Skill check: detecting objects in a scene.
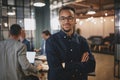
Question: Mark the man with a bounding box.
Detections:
[0,24,42,80]
[35,30,51,55]
[19,29,31,51]
[46,6,95,80]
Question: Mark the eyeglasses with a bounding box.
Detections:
[59,16,74,21]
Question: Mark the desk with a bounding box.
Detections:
[35,55,48,80]
[35,55,96,80]
[38,71,47,80]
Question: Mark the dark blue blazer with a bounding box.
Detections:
[46,30,95,80]
[22,39,31,51]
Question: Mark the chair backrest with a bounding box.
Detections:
[92,37,102,45]
[88,36,103,45]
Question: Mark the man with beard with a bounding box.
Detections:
[46,6,95,80]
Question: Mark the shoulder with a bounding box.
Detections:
[46,32,61,46]
[11,39,26,50]
[75,33,87,42]
[23,39,30,43]
[48,32,60,41]
[4,39,26,51]
[15,41,27,53]
[52,32,61,38]
[12,40,26,50]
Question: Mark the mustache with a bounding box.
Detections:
[64,23,71,25]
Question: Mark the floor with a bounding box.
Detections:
[36,52,119,80]
[88,53,115,80]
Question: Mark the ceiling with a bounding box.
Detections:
[2,0,114,19]
[61,0,114,19]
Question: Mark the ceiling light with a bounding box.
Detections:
[4,23,8,27]
[7,7,15,16]
[87,11,96,15]
[33,0,45,7]
[86,6,96,15]
[105,13,108,16]
[7,11,15,16]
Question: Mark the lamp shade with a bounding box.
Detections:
[33,0,45,7]
[86,5,96,15]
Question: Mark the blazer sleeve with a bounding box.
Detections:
[17,44,38,73]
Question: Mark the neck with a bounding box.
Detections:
[63,30,74,36]
[9,35,19,41]
[20,38,24,42]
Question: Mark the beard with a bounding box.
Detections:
[62,23,72,32]
[62,28,71,32]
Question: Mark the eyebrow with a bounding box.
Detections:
[59,16,74,17]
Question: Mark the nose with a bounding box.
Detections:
[64,18,69,22]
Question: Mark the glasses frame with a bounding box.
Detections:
[59,16,75,22]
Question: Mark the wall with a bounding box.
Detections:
[35,0,50,48]
[76,16,114,39]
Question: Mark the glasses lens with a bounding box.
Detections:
[59,16,74,21]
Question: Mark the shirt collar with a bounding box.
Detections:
[59,30,76,39]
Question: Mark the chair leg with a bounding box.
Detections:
[93,45,97,51]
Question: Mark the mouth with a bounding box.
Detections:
[62,24,71,32]
[63,23,71,27]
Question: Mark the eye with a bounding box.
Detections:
[59,17,65,20]
[59,16,74,21]
[68,17,74,20]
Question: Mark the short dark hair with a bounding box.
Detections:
[42,30,51,36]
[59,6,75,14]
[10,24,22,36]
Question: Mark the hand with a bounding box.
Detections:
[34,49,40,52]
[36,64,43,70]
[81,52,89,62]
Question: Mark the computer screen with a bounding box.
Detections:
[26,52,36,63]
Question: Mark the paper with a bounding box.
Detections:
[62,62,65,68]
[26,52,36,63]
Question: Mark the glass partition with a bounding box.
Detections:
[16,0,23,7]
[16,7,24,19]
[24,0,30,7]
[2,6,7,17]
[0,0,36,43]
[8,0,14,5]
[114,0,120,79]
[24,8,31,18]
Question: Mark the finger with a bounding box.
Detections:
[81,53,89,62]
[85,56,89,62]
[81,55,87,62]
[81,54,86,62]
